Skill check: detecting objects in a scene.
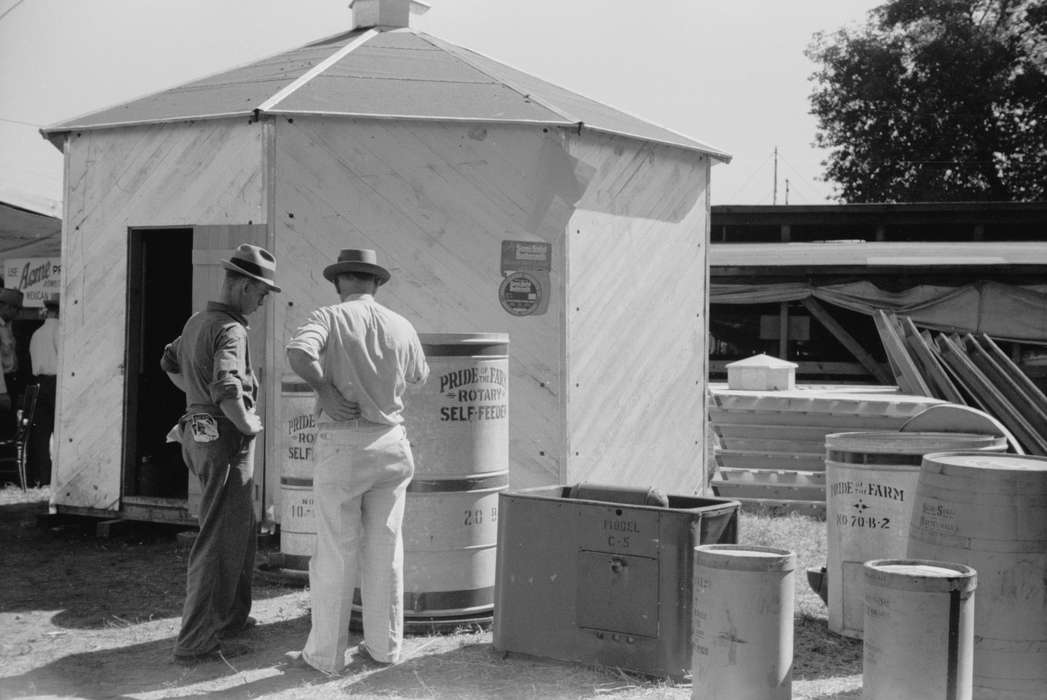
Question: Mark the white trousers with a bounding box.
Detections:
[302,421,414,673]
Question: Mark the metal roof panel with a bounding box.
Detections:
[277,75,565,122]
[44,27,729,161]
[422,34,731,160]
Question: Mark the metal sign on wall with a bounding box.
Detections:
[3,257,61,308]
[499,240,550,316]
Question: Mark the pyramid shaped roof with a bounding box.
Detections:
[42,28,729,161]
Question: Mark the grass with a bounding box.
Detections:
[0,484,862,699]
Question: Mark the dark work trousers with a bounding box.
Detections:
[28,376,55,485]
[174,418,256,657]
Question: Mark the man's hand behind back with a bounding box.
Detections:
[317,383,361,421]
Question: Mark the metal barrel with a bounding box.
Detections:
[824,431,1005,638]
[908,452,1047,698]
[395,332,510,627]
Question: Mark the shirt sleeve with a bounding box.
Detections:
[160,336,182,374]
[209,324,248,405]
[405,331,429,385]
[286,307,331,360]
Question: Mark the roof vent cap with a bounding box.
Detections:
[349,0,431,29]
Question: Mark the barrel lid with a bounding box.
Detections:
[695,544,796,572]
[419,332,509,345]
[923,451,1047,473]
[825,431,1004,454]
[864,558,977,592]
[873,563,966,578]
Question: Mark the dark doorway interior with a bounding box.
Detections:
[125,228,193,498]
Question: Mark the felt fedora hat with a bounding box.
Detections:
[322,249,391,286]
[221,244,281,292]
[0,288,24,306]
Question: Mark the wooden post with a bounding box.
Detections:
[802,298,890,384]
[778,303,789,360]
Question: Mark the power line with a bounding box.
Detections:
[722,151,775,204]
[0,0,26,23]
[0,116,40,127]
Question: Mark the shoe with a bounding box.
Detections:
[217,616,258,639]
[173,641,253,666]
[284,650,340,677]
[357,643,397,666]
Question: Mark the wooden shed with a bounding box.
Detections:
[41,0,729,525]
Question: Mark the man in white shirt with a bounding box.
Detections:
[29,295,59,485]
[286,248,428,675]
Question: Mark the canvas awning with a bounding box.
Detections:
[710,280,1047,345]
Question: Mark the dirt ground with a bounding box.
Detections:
[0,486,861,699]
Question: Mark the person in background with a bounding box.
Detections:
[0,287,24,425]
[28,294,59,485]
[161,244,280,665]
[286,248,428,675]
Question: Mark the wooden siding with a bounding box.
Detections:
[55,122,265,511]
[565,136,709,494]
[271,117,709,493]
[272,117,570,489]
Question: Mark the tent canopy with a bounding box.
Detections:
[711,280,1047,345]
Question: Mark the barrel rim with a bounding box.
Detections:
[864,558,977,592]
[694,544,796,571]
[418,332,509,344]
[921,450,1047,473]
[825,431,1006,455]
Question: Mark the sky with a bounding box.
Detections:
[0,0,882,210]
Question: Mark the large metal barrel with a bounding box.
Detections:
[824,431,1006,638]
[907,452,1047,699]
[397,332,509,627]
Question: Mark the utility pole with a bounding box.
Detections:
[772,146,779,205]
[785,178,790,205]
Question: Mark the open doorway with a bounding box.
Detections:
[124,228,193,499]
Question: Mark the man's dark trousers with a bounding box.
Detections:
[174,418,256,656]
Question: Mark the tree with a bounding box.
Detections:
[807,0,1047,203]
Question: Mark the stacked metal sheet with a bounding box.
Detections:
[708,385,943,513]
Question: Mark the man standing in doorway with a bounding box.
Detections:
[28,294,60,485]
[287,248,428,675]
[161,244,280,664]
[0,288,24,424]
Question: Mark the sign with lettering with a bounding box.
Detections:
[3,257,61,308]
[500,240,551,273]
[437,364,509,422]
[499,240,550,316]
[499,270,547,316]
[829,478,907,530]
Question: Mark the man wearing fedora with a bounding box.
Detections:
[287,248,428,674]
[0,287,24,424]
[28,294,60,485]
[161,244,280,664]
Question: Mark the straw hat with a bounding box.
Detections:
[322,249,391,286]
[221,244,281,292]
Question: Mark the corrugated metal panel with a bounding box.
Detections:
[44,27,729,161]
